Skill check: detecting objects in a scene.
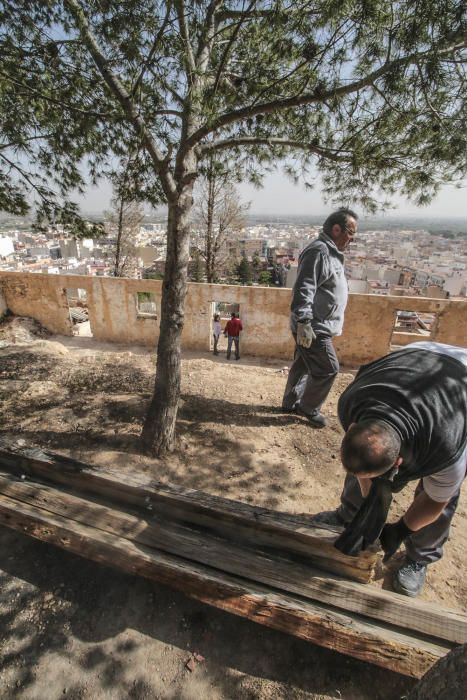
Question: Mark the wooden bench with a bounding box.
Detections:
[0,440,465,679]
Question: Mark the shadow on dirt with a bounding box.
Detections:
[0,376,328,513]
[0,344,419,698]
[0,526,416,700]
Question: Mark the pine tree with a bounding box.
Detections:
[1,2,466,453]
[251,253,263,281]
[258,270,273,286]
[237,255,253,285]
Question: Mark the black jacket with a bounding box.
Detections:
[338,346,467,492]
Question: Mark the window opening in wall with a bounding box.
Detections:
[390,309,436,348]
[210,301,240,352]
[65,288,93,337]
[136,292,158,318]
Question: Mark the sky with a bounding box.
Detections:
[78,170,466,220]
[237,173,467,219]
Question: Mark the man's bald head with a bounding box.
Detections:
[340,419,401,476]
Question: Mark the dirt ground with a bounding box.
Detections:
[0,316,465,699]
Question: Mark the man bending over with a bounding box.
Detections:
[313,341,467,597]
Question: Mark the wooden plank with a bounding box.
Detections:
[0,441,377,582]
[1,472,466,645]
[0,490,452,679]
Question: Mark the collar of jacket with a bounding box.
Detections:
[318,231,345,262]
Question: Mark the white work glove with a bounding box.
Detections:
[296,321,316,348]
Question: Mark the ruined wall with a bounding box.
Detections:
[334,294,466,364]
[182,282,292,358]
[86,276,162,346]
[0,273,75,335]
[0,272,465,365]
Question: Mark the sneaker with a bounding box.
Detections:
[393,558,428,597]
[296,407,327,428]
[310,509,345,528]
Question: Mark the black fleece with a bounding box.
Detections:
[338,347,467,492]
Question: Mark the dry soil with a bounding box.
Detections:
[0,316,465,700]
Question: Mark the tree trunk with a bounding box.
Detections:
[114,196,124,277]
[408,644,467,700]
[141,186,193,455]
[205,168,215,283]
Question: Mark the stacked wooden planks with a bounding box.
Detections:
[0,440,465,679]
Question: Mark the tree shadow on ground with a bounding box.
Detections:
[0,422,298,513]
[0,345,343,515]
[0,379,334,513]
[0,527,416,700]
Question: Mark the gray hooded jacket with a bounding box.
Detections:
[290,232,348,337]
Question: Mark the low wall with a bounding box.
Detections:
[0,272,465,366]
[334,293,467,363]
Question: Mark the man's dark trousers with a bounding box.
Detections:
[227,335,240,360]
[337,474,464,564]
[282,334,339,415]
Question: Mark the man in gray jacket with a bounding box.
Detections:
[282,208,358,428]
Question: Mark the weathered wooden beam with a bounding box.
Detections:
[0,440,376,582]
[0,490,452,679]
[1,472,466,645]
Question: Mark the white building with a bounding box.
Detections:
[0,237,15,258]
[348,279,369,293]
[444,273,467,297]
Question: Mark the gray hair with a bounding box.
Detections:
[323,208,358,236]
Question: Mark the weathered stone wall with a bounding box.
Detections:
[0,273,74,335]
[182,282,292,358]
[85,276,162,346]
[334,294,467,363]
[0,272,465,365]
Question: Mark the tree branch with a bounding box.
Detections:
[248,56,310,108]
[174,0,197,78]
[200,136,351,162]
[196,0,223,71]
[0,132,55,151]
[131,2,173,98]
[371,83,406,117]
[414,61,445,123]
[187,35,467,147]
[215,9,282,22]
[0,71,114,119]
[337,114,381,152]
[212,0,256,95]
[63,0,176,199]
[146,67,185,105]
[307,19,353,77]
[0,152,59,204]
[152,109,184,117]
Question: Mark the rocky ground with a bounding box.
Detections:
[0,316,465,699]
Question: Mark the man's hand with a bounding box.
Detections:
[380,518,414,563]
[296,322,316,348]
